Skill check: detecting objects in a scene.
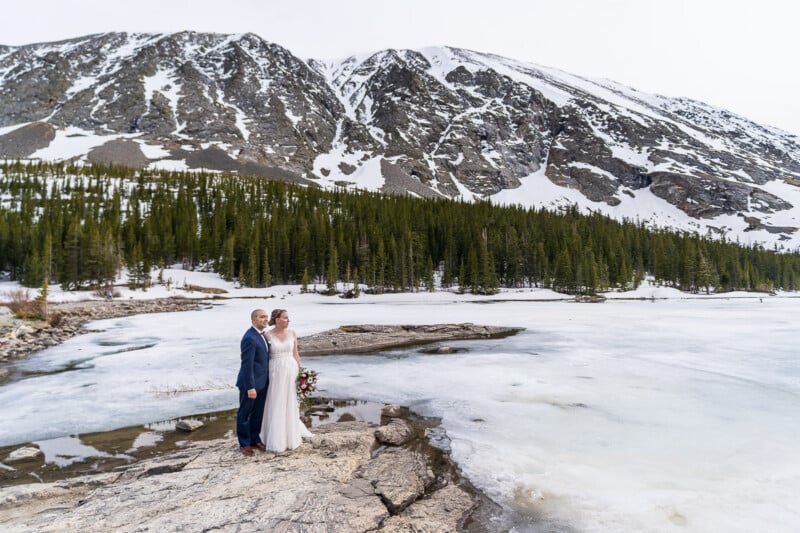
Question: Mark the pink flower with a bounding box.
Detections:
[296,366,319,404]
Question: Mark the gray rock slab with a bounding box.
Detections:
[0,421,474,532]
[381,484,476,532]
[299,323,521,356]
[359,447,435,514]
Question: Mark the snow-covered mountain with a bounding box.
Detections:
[2,32,800,249]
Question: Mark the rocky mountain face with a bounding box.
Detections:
[1,32,800,246]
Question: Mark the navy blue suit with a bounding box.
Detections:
[236,326,270,448]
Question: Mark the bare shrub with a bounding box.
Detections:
[4,289,48,319]
[5,289,31,313]
[5,289,44,318]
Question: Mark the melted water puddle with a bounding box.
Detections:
[0,398,382,487]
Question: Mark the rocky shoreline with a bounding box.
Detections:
[0,409,480,532]
[0,297,208,366]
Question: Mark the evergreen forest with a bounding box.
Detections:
[1,161,799,295]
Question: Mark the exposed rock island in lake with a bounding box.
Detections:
[299,323,522,355]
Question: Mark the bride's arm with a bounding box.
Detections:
[292,329,302,369]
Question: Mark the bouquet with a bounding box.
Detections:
[296,367,318,405]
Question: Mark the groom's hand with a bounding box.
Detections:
[247,388,257,399]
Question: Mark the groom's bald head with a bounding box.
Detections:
[251,309,268,328]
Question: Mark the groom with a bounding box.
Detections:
[236,309,270,455]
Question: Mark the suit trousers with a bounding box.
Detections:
[236,387,267,447]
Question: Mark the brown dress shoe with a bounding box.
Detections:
[240,446,254,456]
[253,443,267,451]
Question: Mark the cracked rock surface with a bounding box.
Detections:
[0,421,476,532]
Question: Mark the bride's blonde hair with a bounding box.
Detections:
[269,308,287,326]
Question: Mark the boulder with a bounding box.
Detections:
[175,419,204,432]
[5,447,43,463]
[381,404,405,417]
[375,418,415,446]
[359,447,435,514]
[12,325,35,339]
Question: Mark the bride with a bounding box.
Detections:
[260,308,313,452]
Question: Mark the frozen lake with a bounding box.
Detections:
[1,288,799,532]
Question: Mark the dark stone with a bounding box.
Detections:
[87,139,149,168]
[0,122,55,157]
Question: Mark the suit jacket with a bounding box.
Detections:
[236,326,270,391]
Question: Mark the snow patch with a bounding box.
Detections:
[29,128,140,161]
[313,154,384,190]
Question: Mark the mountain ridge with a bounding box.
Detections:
[1,31,799,249]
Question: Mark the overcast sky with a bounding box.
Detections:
[2,0,798,136]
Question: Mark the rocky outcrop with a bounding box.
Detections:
[0,421,477,532]
[324,51,554,197]
[648,171,792,218]
[0,32,342,179]
[298,323,522,356]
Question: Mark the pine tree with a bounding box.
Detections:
[423,256,435,292]
[35,278,49,321]
[696,249,719,294]
[21,246,45,287]
[261,241,272,287]
[246,240,259,287]
[474,228,499,295]
[553,248,574,293]
[60,216,83,290]
[221,235,236,281]
[127,243,148,290]
[325,240,338,295]
[352,267,361,297]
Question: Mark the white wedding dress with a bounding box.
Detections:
[260,331,313,452]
